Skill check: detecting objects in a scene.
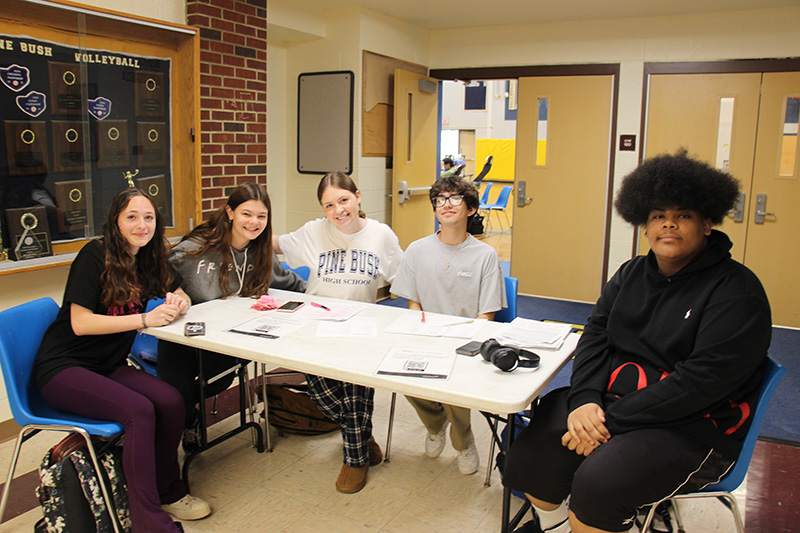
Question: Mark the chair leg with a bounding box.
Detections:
[717,493,745,533]
[385,392,397,462]
[484,419,498,487]
[0,427,29,523]
[640,501,660,532]
[80,429,123,533]
[211,394,218,415]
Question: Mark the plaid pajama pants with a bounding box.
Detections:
[305,374,374,466]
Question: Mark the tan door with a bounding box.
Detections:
[459,129,476,178]
[512,76,613,302]
[745,72,800,327]
[644,73,761,261]
[392,69,438,249]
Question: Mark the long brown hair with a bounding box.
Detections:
[179,183,273,297]
[101,188,173,308]
[317,171,366,218]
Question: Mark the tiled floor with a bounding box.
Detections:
[4,385,792,533]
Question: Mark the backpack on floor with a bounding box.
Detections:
[35,433,131,533]
[260,383,339,435]
[467,213,485,235]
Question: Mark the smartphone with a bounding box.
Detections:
[277,301,305,313]
[184,322,206,336]
[455,340,483,356]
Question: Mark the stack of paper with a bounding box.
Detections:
[375,347,455,379]
[383,313,486,339]
[496,317,572,349]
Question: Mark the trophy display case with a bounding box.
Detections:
[0,0,199,268]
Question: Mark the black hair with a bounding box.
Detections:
[614,149,740,226]
[430,175,480,212]
[442,157,454,167]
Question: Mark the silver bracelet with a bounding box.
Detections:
[141,312,147,328]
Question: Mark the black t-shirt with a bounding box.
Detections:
[34,239,181,389]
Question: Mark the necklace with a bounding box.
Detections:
[440,232,468,270]
[231,247,248,295]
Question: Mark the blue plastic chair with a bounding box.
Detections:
[478,183,494,208]
[640,356,787,533]
[281,260,310,282]
[482,185,513,231]
[494,276,518,324]
[0,298,123,532]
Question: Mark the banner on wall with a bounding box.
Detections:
[0,33,173,257]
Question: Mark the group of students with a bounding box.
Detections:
[32,150,772,533]
[32,170,503,531]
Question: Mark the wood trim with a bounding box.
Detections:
[0,419,20,444]
[430,63,620,81]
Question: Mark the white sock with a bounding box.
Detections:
[532,501,570,532]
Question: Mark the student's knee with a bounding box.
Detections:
[570,459,635,531]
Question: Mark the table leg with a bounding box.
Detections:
[261,363,272,452]
[500,412,516,533]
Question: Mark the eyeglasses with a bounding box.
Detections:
[432,195,465,208]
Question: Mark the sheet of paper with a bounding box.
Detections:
[228,315,307,339]
[496,317,572,349]
[316,317,377,337]
[376,347,456,379]
[383,312,487,339]
[296,302,363,321]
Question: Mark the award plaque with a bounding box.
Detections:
[5,206,53,261]
[135,122,167,167]
[54,179,89,233]
[97,120,130,169]
[48,61,82,115]
[4,120,48,175]
[51,121,86,173]
[137,174,167,214]
[135,71,165,118]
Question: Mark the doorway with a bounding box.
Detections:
[643,61,800,327]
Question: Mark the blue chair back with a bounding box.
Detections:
[0,298,122,436]
[491,185,513,209]
[131,298,164,370]
[708,356,786,493]
[479,183,494,206]
[494,276,518,323]
[281,261,310,282]
[0,298,59,424]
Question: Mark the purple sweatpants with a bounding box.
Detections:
[41,365,186,533]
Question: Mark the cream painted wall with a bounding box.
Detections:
[78,0,185,25]
[272,6,430,234]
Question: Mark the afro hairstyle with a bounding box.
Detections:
[614,148,740,226]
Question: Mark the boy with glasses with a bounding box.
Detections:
[391,175,506,474]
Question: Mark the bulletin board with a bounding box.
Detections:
[297,71,354,174]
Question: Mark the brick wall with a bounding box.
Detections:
[187,0,267,219]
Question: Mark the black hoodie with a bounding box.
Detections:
[568,230,771,459]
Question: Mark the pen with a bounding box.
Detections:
[310,301,331,311]
[443,319,474,326]
[421,311,426,323]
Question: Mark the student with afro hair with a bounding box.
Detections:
[504,149,772,533]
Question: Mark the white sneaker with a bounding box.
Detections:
[425,420,450,458]
[161,494,211,520]
[457,438,480,475]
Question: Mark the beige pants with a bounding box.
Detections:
[405,396,472,451]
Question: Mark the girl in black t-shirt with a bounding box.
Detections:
[35,188,211,533]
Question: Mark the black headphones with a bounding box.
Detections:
[480,338,541,372]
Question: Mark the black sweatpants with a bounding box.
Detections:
[157,340,238,428]
[503,388,734,532]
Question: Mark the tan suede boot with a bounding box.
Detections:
[368,436,383,466]
[335,463,369,493]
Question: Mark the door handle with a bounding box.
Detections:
[727,193,745,222]
[754,193,775,224]
[516,180,533,207]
